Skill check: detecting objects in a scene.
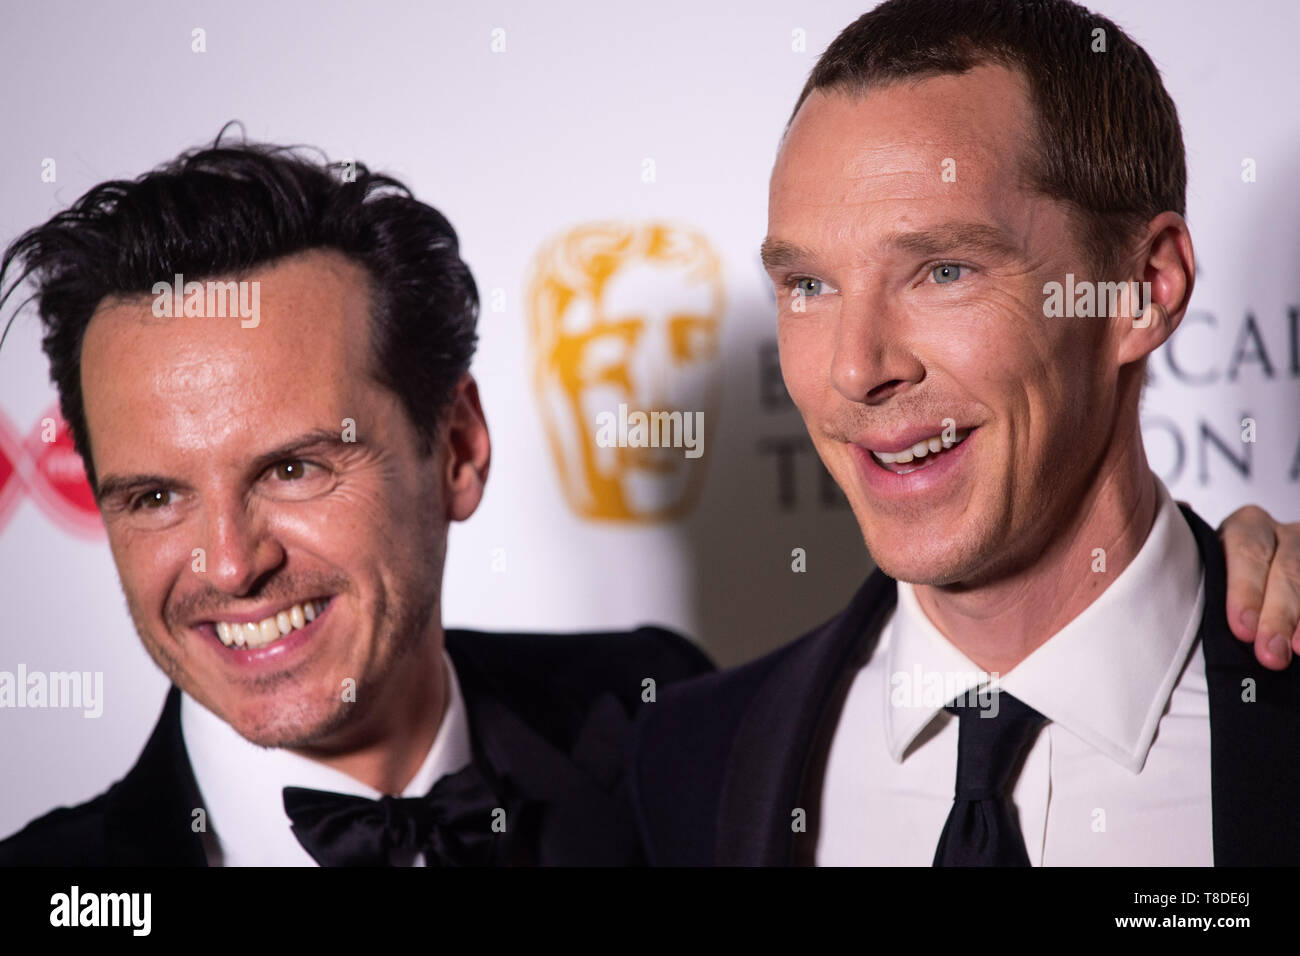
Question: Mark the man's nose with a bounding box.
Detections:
[829,289,925,404]
[198,496,285,594]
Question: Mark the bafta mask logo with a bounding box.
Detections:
[527,221,725,522]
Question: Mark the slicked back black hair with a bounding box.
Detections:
[0,127,479,493]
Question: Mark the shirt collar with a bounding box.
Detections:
[884,476,1204,773]
[181,648,472,865]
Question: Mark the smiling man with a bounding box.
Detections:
[0,139,709,866]
[630,0,1300,865]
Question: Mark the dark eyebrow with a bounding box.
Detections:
[95,473,180,505]
[883,222,1021,259]
[759,238,818,274]
[245,428,359,474]
[760,222,1021,276]
[95,427,358,503]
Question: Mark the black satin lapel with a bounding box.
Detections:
[467,692,605,802]
[449,646,643,865]
[541,692,644,865]
[1183,504,1300,865]
[568,691,634,792]
[716,572,897,866]
[104,686,208,866]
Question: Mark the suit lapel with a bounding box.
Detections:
[104,659,637,866]
[104,686,208,865]
[713,507,1299,868]
[104,647,640,866]
[716,572,897,865]
[446,638,643,865]
[1183,504,1300,865]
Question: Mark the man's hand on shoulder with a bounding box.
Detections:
[1218,505,1300,670]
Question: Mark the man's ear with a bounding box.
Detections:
[441,373,490,522]
[1116,211,1196,366]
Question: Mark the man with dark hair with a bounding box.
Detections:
[0,135,710,866]
[631,0,1300,865]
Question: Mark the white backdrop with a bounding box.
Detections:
[1,0,1297,836]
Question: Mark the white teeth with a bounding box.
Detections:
[871,428,970,465]
[209,599,330,650]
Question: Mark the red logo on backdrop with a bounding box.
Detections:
[0,406,101,537]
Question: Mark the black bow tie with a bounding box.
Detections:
[283,762,504,867]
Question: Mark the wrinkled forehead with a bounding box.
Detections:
[79,250,379,464]
[82,248,373,370]
[770,68,1040,233]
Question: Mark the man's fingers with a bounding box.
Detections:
[1218,505,1276,645]
[1255,524,1300,671]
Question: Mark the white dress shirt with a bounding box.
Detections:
[815,477,1212,865]
[181,649,473,866]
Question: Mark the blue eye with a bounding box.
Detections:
[793,277,827,296]
[931,263,964,284]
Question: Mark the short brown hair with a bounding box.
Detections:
[789,0,1187,280]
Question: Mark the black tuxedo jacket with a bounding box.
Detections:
[630,505,1300,865]
[0,625,712,866]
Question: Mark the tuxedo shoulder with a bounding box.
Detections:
[632,635,802,777]
[445,624,714,725]
[1,689,204,867]
[0,788,111,865]
[627,635,809,865]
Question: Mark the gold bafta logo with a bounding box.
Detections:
[527,221,725,522]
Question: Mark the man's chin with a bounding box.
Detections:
[863,529,989,588]
[217,695,352,750]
